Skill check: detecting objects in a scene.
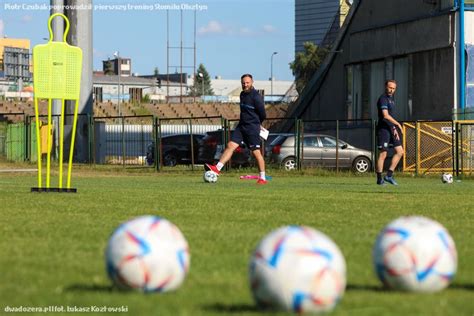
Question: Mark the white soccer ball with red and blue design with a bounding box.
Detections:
[441,173,454,184]
[106,215,190,292]
[373,216,457,292]
[249,226,346,314]
[203,170,218,183]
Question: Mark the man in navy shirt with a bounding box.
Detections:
[376,79,404,185]
[206,74,268,184]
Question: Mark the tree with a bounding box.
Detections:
[104,59,114,75]
[190,63,214,96]
[153,67,162,88]
[289,42,329,94]
[141,94,150,103]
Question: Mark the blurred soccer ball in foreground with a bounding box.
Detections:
[249,226,346,314]
[441,173,453,184]
[203,170,218,183]
[373,216,457,292]
[106,215,190,292]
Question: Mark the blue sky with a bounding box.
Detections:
[1,0,295,81]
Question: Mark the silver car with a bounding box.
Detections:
[268,134,372,173]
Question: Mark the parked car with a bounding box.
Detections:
[268,134,372,173]
[198,131,291,167]
[263,133,293,159]
[146,134,205,166]
[197,130,251,167]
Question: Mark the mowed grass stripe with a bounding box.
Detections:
[0,172,472,315]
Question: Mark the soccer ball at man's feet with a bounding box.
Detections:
[203,170,218,183]
[441,173,454,184]
[373,216,457,292]
[106,215,190,292]
[249,226,346,314]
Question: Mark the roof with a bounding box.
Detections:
[93,75,156,86]
[191,78,295,96]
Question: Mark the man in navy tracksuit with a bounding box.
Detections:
[206,74,268,184]
[376,79,404,185]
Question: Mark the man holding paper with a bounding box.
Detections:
[205,73,268,184]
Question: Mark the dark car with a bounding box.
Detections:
[243,133,293,164]
[197,130,251,167]
[146,133,204,166]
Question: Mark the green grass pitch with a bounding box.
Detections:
[0,169,472,315]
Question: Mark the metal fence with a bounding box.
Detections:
[300,119,374,172]
[2,113,474,176]
[154,116,224,170]
[0,113,27,161]
[402,121,454,174]
[93,115,154,166]
[225,117,297,171]
[454,120,474,176]
[24,113,92,163]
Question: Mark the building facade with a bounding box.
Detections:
[295,0,351,52]
[102,57,132,77]
[0,38,31,82]
[289,0,474,123]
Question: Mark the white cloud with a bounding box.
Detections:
[198,20,275,37]
[0,20,4,38]
[93,48,107,59]
[239,27,254,36]
[262,24,276,33]
[21,15,33,23]
[197,20,226,35]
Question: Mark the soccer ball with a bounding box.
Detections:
[106,215,190,292]
[203,170,218,183]
[441,173,453,184]
[373,216,457,292]
[249,226,346,314]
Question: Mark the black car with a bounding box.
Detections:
[146,134,205,166]
[245,133,293,164]
[197,130,251,167]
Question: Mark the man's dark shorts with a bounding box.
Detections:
[377,126,403,151]
[231,125,261,151]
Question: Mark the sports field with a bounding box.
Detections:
[0,167,472,315]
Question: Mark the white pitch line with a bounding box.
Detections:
[0,169,38,172]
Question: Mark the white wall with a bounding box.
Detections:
[465,12,474,45]
[465,12,474,108]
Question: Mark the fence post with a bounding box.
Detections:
[415,121,420,176]
[402,122,406,171]
[88,114,93,165]
[460,122,464,176]
[296,119,302,171]
[189,118,195,170]
[455,121,460,177]
[294,119,298,171]
[336,119,339,173]
[452,120,457,177]
[30,115,34,162]
[23,113,28,162]
[155,117,160,171]
[224,119,230,171]
[121,116,125,168]
[372,119,376,172]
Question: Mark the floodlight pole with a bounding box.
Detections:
[114,51,121,116]
[198,72,204,99]
[271,51,278,102]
